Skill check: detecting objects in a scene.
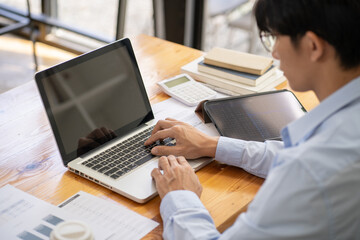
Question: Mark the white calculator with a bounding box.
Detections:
[157,73,217,106]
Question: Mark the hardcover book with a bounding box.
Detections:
[198,60,276,86]
[204,47,273,75]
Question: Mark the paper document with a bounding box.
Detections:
[0,185,158,240]
[152,95,228,137]
[0,185,115,240]
[58,191,159,240]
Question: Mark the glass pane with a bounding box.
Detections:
[124,0,153,38]
[50,0,154,49]
[0,0,41,15]
[52,28,107,49]
[55,0,118,40]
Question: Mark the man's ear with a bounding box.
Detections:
[304,31,326,62]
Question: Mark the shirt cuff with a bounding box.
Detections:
[160,190,206,224]
[215,136,247,167]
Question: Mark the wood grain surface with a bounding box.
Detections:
[0,34,319,239]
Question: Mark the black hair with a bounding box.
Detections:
[254,0,360,69]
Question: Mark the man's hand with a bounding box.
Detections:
[144,118,219,159]
[151,155,203,199]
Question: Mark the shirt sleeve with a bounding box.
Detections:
[160,190,221,240]
[160,159,328,240]
[215,137,284,178]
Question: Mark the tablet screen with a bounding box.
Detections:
[204,90,306,142]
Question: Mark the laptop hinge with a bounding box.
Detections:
[145,119,156,126]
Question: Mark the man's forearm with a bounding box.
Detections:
[215,137,284,178]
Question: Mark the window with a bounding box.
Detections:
[0,0,154,53]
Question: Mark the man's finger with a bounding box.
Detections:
[145,128,176,145]
[158,156,171,173]
[167,155,179,167]
[151,120,176,136]
[165,118,178,121]
[151,145,179,156]
[177,156,189,166]
[151,168,162,181]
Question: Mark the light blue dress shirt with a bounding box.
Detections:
[160,76,360,240]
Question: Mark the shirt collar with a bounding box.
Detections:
[282,75,360,147]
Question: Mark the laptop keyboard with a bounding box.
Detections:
[81,127,174,180]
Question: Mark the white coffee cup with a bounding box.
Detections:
[50,220,93,240]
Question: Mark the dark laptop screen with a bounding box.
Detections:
[35,39,153,165]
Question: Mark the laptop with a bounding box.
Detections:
[35,38,212,203]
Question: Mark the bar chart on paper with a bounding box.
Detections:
[0,185,158,240]
[0,185,108,240]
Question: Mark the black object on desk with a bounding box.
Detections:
[196,90,306,142]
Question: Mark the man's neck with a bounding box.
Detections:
[314,64,360,102]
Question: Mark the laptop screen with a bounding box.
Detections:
[35,39,154,165]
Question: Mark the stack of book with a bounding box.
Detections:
[181,47,286,95]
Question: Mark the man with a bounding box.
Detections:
[145,0,360,239]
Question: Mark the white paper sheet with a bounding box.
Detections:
[0,185,115,240]
[0,185,158,240]
[152,96,228,137]
[58,191,159,240]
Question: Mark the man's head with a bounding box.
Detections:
[254,0,360,69]
[254,0,360,97]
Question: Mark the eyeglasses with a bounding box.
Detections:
[259,31,277,52]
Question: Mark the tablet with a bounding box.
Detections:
[203,90,306,142]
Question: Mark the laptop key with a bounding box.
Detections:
[134,154,153,166]
[115,169,125,176]
[110,174,120,179]
[117,161,126,166]
[106,162,115,168]
[104,167,119,176]
[127,162,138,169]
[118,157,127,161]
[117,152,125,157]
[138,152,147,157]
[103,161,112,166]
[121,160,131,166]
[92,159,101,164]
[98,166,110,173]
[91,164,103,170]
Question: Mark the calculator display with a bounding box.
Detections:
[164,76,190,88]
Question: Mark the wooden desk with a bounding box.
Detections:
[0,34,319,238]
